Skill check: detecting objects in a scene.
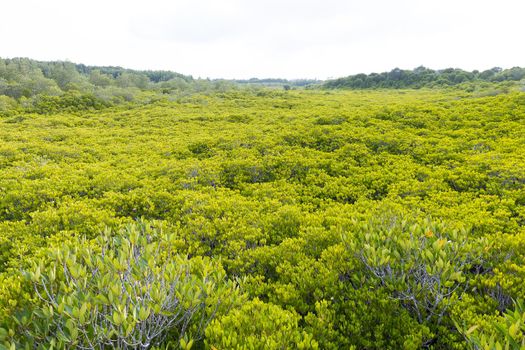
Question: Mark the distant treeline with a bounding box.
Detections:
[234,78,320,87]
[0,57,324,114]
[0,57,226,102]
[2,58,524,113]
[0,57,316,104]
[324,66,525,89]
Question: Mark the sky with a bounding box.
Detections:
[1,0,524,79]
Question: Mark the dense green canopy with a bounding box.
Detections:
[324,66,525,89]
[0,59,524,349]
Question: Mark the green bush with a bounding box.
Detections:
[30,92,112,114]
[343,215,485,346]
[0,220,240,349]
[205,298,318,349]
[461,300,525,349]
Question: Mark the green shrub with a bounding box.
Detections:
[1,220,240,349]
[461,300,525,350]
[205,298,318,349]
[343,215,485,346]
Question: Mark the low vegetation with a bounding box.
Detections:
[0,59,524,348]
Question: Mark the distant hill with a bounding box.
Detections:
[323,66,525,89]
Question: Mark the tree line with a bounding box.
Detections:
[323,66,525,89]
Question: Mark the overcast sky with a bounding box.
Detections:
[1,0,524,79]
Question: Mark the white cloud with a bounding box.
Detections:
[1,0,523,79]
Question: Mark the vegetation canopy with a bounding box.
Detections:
[0,58,524,349]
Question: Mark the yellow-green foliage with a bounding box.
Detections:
[459,300,525,350]
[205,298,318,350]
[1,220,240,349]
[0,88,524,348]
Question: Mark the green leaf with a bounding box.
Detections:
[112,312,122,326]
[466,325,479,336]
